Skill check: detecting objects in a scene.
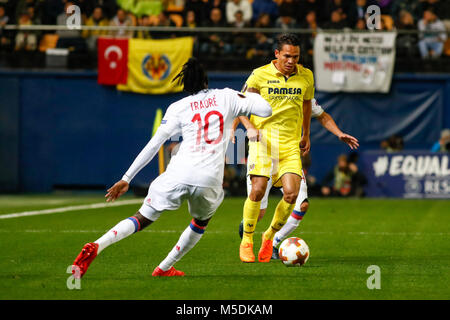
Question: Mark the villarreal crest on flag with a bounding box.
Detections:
[117,37,194,94]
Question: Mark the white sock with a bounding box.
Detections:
[158,220,205,271]
[273,212,303,247]
[95,217,140,254]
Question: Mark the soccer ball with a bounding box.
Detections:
[278,237,310,267]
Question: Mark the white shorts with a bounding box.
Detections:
[247,170,308,211]
[139,172,224,221]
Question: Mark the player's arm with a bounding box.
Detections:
[230,117,240,144]
[238,87,262,142]
[105,127,172,202]
[317,112,359,149]
[230,116,258,143]
[300,99,312,155]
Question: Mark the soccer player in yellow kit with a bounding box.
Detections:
[239,33,314,263]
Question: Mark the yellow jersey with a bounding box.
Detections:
[244,60,315,148]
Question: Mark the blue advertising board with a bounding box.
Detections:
[360,151,450,198]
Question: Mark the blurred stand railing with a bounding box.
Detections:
[0,25,449,72]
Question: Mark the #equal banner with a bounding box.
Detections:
[360,151,450,198]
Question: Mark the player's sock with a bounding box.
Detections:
[241,198,261,245]
[263,198,295,241]
[158,219,205,271]
[273,210,305,247]
[94,216,141,254]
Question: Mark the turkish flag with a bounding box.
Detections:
[97,38,129,85]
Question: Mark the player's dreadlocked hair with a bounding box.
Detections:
[276,33,301,51]
[172,57,208,95]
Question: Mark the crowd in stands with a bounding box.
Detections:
[0,0,449,65]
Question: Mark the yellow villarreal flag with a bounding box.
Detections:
[117,37,194,94]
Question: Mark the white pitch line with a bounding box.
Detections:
[0,229,448,236]
[0,199,143,220]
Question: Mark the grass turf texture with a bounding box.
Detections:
[0,194,449,300]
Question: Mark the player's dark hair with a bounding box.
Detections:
[172,57,208,95]
[276,33,301,51]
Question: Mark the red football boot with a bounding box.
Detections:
[152,266,185,277]
[72,242,99,278]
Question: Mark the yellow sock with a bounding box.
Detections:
[264,198,295,241]
[242,198,261,245]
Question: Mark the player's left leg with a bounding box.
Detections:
[258,173,300,262]
[273,174,309,250]
[153,217,210,277]
[239,175,272,239]
[153,185,224,276]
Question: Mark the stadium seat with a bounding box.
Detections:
[39,34,59,52]
[170,14,183,27]
[381,15,394,30]
[166,3,183,12]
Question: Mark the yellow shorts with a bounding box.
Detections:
[247,140,302,188]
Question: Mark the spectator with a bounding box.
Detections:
[150,11,177,39]
[395,10,418,57]
[251,0,279,24]
[324,0,349,23]
[135,15,151,39]
[76,0,119,20]
[200,7,232,56]
[0,5,11,51]
[247,13,274,59]
[182,10,199,53]
[15,11,37,51]
[419,0,448,19]
[0,5,8,26]
[109,8,134,38]
[230,10,251,55]
[348,0,371,28]
[184,9,197,28]
[278,0,299,20]
[297,0,322,25]
[226,0,252,24]
[354,17,367,30]
[380,134,404,152]
[322,9,348,29]
[206,0,226,22]
[379,13,394,30]
[56,1,82,38]
[417,7,447,59]
[321,154,359,197]
[185,0,208,24]
[431,129,450,152]
[299,10,319,57]
[82,6,110,51]
[275,6,298,31]
[15,0,39,22]
[391,0,422,22]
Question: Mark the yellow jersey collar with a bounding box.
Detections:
[270,60,300,78]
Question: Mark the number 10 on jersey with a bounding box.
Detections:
[191,111,224,145]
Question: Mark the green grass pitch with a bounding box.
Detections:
[0,194,449,300]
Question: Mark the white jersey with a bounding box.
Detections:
[311,98,324,118]
[122,88,271,187]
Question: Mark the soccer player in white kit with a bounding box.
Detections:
[236,99,359,258]
[71,58,272,277]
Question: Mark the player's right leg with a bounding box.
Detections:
[239,176,272,239]
[72,210,157,278]
[240,175,268,262]
[72,172,178,278]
